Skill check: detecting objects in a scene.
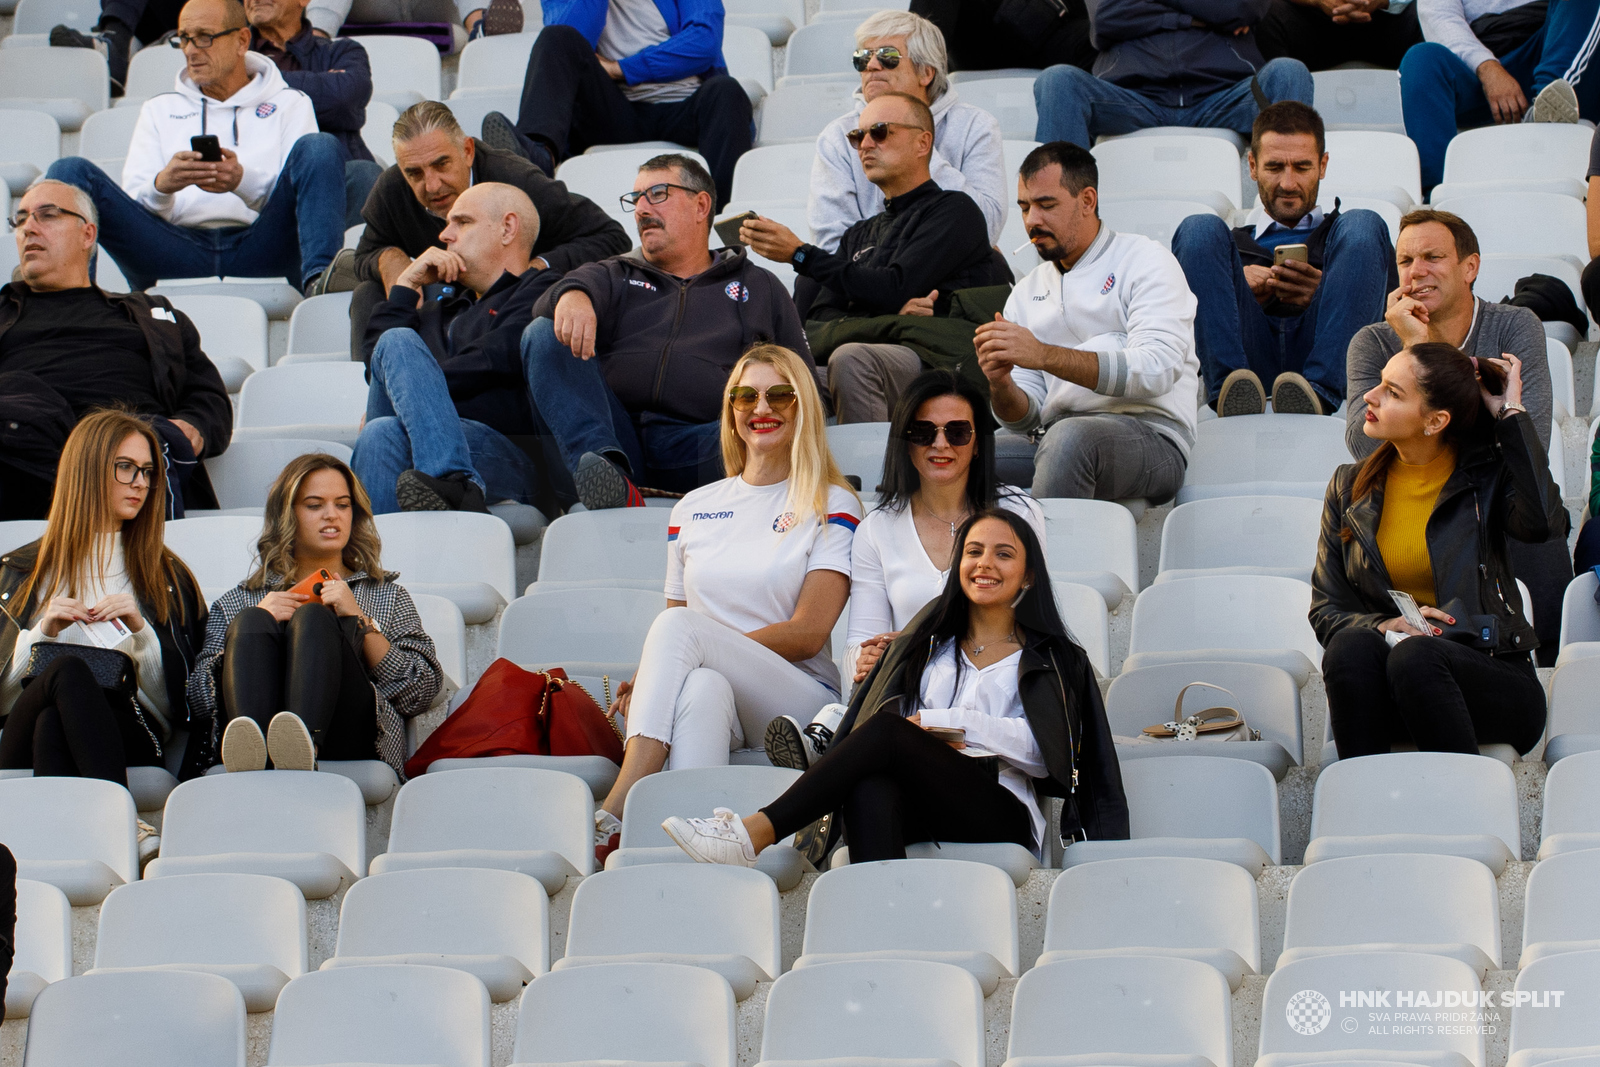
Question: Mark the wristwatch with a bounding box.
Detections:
[790,245,810,268]
[1500,402,1527,419]
[355,614,382,639]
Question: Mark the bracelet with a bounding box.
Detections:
[1500,402,1526,419]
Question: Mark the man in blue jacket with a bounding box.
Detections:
[1033,0,1314,147]
[247,0,381,226]
[479,0,751,209]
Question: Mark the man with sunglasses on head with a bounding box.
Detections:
[0,179,232,520]
[522,154,818,510]
[45,0,345,298]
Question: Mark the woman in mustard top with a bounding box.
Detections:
[1310,342,1568,758]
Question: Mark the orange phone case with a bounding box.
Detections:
[287,569,333,602]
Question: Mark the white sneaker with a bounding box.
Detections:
[136,818,160,868]
[267,712,316,772]
[593,807,621,847]
[221,717,267,773]
[1530,78,1580,123]
[662,807,758,867]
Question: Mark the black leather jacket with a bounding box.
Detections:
[1310,410,1567,656]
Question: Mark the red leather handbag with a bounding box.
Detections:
[404,658,624,778]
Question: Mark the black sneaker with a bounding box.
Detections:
[481,111,530,159]
[574,452,645,510]
[764,716,812,771]
[51,24,127,95]
[396,469,490,513]
[1216,368,1266,417]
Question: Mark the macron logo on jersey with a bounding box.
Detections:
[628,279,657,292]
[826,512,859,532]
[692,511,734,520]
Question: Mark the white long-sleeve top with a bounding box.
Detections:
[1,535,171,734]
[916,641,1046,853]
[1419,0,1529,74]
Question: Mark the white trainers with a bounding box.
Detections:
[594,807,622,846]
[267,712,316,772]
[221,717,267,773]
[136,818,160,868]
[1530,78,1580,124]
[662,807,758,867]
[765,703,846,770]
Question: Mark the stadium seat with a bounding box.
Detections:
[1313,68,1404,133]
[453,31,537,94]
[1320,130,1422,209]
[782,18,860,79]
[498,585,667,664]
[725,22,775,100]
[355,33,443,108]
[1061,755,1282,874]
[233,361,369,446]
[1259,952,1484,1067]
[1006,955,1234,1067]
[322,867,548,1000]
[509,962,737,1067]
[555,864,780,999]
[1543,656,1600,764]
[1053,579,1112,677]
[1549,419,1569,497]
[89,872,307,1012]
[21,970,247,1067]
[147,770,367,897]
[0,107,58,193]
[533,507,670,591]
[1305,751,1521,873]
[121,42,186,104]
[202,438,351,512]
[730,141,816,204]
[412,590,468,693]
[371,767,593,893]
[555,146,710,238]
[444,91,522,147]
[1094,135,1243,215]
[1038,855,1259,991]
[826,421,890,493]
[1323,194,1402,244]
[953,76,1037,140]
[1536,749,1600,859]
[0,47,107,130]
[1433,192,1588,268]
[1434,122,1593,203]
[1038,497,1140,607]
[1549,336,1577,421]
[166,294,269,392]
[1519,848,1600,968]
[10,0,95,35]
[759,959,986,1067]
[1507,950,1600,1067]
[163,515,261,590]
[150,276,303,319]
[725,0,802,43]
[0,776,138,905]
[1558,569,1600,667]
[756,79,858,144]
[78,104,139,167]
[361,99,399,166]
[1105,660,1303,779]
[1156,495,1322,584]
[4,878,71,1019]
[0,517,47,554]
[375,511,516,624]
[1177,412,1351,503]
[1125,574,1321,686]
[285,291,354,359]
[1098,198,1221,250]
[606,765,809,889]
[266,964,490,1067]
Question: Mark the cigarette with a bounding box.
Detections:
[1013,239,1034,255]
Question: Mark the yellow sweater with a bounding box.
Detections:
[1375,447,1457,608]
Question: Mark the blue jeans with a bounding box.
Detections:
[47,132,346,291]
[344,159,383,229]
[1171,209,1393,409]
[1034,57,1315,146]
[1399,0,1600,191]
[520,317,722,494]
[351,328,544,514]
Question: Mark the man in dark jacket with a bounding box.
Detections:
[0,179,232,521]
[247,0,380,226]
[1033,0,1314,147]
[744,92,1012,423]
[525,153,817,510]
[351,181,557,515]
[1171,102,1393,417]
[350,101,631,358]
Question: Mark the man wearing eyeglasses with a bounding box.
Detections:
[44,0,345,298]
[0,180,232,520]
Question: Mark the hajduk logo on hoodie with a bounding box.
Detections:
[256,102,277,118]
[725,281,748,303]
[1100,272,1116,295]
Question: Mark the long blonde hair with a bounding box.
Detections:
[244,455,386,591]
[718,344,858,525]
[16,409,195,625]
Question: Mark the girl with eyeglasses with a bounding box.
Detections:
[592,344,863,859]
[0,409,207,790]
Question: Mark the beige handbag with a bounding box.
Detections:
[1139,682,1261,743]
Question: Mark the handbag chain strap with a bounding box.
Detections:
[536,670,625,742]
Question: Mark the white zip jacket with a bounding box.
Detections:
[999,224,1200,457]
[123,52,318,229]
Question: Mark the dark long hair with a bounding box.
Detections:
[879,370,1010,514]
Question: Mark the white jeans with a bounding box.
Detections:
[626,607,838,769]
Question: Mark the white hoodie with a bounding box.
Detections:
[123,52,318,229]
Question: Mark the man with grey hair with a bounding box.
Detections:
[0,178,231,519]
[809,9,1007,253]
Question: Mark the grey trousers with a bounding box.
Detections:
[828,343,924,424]
[998,413,1188,502]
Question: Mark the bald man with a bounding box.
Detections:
[351,181,560,514]
[45,0,345,295]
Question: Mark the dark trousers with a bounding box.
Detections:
[1510,536,1573,667]
[0,843,14,1022]
[101,0,181,43]
[219,603,377,761]
[1583,257,1600,324]
[0,655,162,785]
[1574,517,1600,573]
[1255,0,1422,70]
[1323,628,1547,759]
[512,24,751,210]
[910,0,1095,72]
[761,711,1035,862]
[0,410,198,521]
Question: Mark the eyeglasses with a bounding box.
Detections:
[845,121,924,148]
[728,385,799,412]
[112,460,157,486]
[851,46,903,70]
[7,204,89,230]
[903,420,975,447]
[169,27,246,49]
[619,183,700,211]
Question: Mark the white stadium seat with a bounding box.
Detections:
[782,18,860,79]
[725,22,775,100]
[0,107,58,193]
[0,517,47,554]
[1177,412,1351,503]
[412,590,468,692]
[729,141,816,204]
[1558,569,1600,666]
[22,970,246,1067]
[1433,192,1588,268]
[1548,336,1577,420]
[953,76,1038,140]
[4,879,71,1018]
[555,146,710,240]
[11,0,95,35]
[78,104,139,165]
[1125,574,1321,686]
[121,42,186,104]
[360,99,399,166]
[354,33,443,108]
[1537,749,1600,859]
[726,0,803,43]
[1520,849,1600,968]
[1053,579,1112,677]
[1508,950,1600,1067]
[1094,134,1243,215]
[1544,656,1600,765]
[163,515,262,591]
[0,47,109,130]
[375,511,517,624]
[1435,122,1594,202]
[443,90,522,145]
[1157,495,1322,583]
[756,80,857,144]
[166,294,269,392]
[534,507,671,590]
[499,585,667,664]
[1098,198,1221,250]
[454,31,537,93]
[233,362,369,446]
[286,291,353,358]
[1312,68,1404,133]
[826,421,890,493]
[1321,130,1422,209]
[266,964,490,1067]
[0,776,138,905]
[1039,497,1140,607]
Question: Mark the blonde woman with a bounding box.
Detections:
[187,455,442,777]
[594,345,863,851]
[0,409,206,785]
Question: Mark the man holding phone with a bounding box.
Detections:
[1171,101,1394,416]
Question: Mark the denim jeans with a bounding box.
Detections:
[997,413,1188,502]
[351,328,544,514]
[1171,209,1393,410]
[520,317,723,494]
[1033,57,1315,146]
[47,132,346,290]
[344,159,384,229]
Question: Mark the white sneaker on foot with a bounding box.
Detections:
[1530,78,1580,123]
[662,807,758,867]
[136,818,160,867]
[221,717,267,772]
[267,712,316,771]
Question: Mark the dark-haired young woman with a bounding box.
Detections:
[1312,342,1567,759]
[662,508,1127,866]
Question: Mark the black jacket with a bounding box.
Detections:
[799,180,1013,322]
[1087,0,1271,107]
[1310,410,1568,657]
[837,606,1130,845]
[534,246,823,425]
[354,139,631,285]
[251,22,375,162]
[1231,202,1397,317]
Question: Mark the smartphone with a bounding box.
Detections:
[1389,590,1432,634]
[288,568,334,602]
[713,210,758,249]
[1273,243,1309,267]
[190,134,223,162]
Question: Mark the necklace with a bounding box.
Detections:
[918,499,970,538]
[966,628,1020,655]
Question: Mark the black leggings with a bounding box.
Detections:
[761,711,1035,862]
[219,603,377,761]
[0,654,161,784]
[1323,628,1547,759]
